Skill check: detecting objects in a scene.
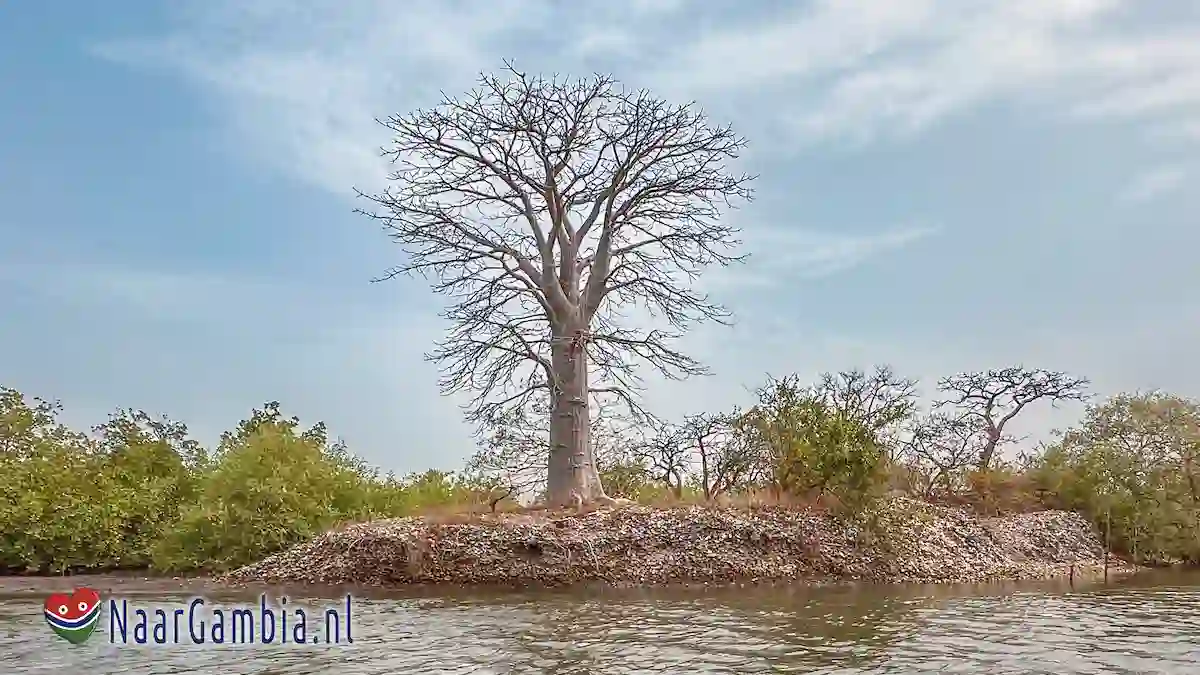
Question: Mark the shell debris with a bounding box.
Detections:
[218,499,1133,587]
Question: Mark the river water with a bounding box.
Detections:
[1,571,1197,674]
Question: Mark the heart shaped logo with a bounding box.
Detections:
[43,587,102,644]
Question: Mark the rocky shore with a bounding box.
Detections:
[219,498,1134,588]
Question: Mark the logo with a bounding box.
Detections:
[40,590,354,647]
[43,587,102,644]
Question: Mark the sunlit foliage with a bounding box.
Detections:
[0,389,478,574]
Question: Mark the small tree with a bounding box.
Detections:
[680,412,759,500]
[629,422,691,498]
[358,65,754,506]
[813,366,918,447]
[902,413,987,497]
[153,404,379,572]
[0,387,117,573]
[1033,391,1200,562]
[935,367,1089,471]
[1069,391,1200,508]
[739,374,886,505]
[92,409,203,567]
[462,406,550,500]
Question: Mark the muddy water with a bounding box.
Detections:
[1,571,1197,674]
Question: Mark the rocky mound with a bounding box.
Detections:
[219,499,1129,587]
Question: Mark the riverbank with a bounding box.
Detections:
[216,497,1138,587]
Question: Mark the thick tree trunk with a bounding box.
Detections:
[545,322,607,506]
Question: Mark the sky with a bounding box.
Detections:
[2,0,1198,474]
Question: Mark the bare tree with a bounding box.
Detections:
[463,400,643,502]
[935,367,1089,471]
[630,423,691,497]
[903,413,987,496]
[462,406,548,500]
[589,405,644,475]
[357,65,754,506]
[813,365,918,456]
[680,411,760,500]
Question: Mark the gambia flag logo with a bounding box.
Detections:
[43,588,102,644]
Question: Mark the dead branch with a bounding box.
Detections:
[902,413,987,497]
[680,411,761,500]
[813,365,919,457]
[629,422,691,497]
[935,366,1089,471]
[356,63,753,504]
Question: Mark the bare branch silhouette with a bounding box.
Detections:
[813,365,919,457]
[935,367,1089,471]
[903,413,988,496]
[680,411,760,500]
[629,421,691,497]
[357,63,754,505]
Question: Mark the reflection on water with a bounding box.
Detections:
[1,571,1197,674]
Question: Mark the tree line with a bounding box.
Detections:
[463,365,1200,565]
[0,387,483,574]
[1,367,1196,575]
[5,65,1195,575]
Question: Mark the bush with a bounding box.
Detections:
[740,375,888,511]
[0,388,127,573]
[961,466,1042,516]
[0,389,477,574]
[0,445,122,573]
[1027,392,1200,564]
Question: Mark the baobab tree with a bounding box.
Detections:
[357,65,754,506]
[935,367,1089,471]
[463,399,646,501]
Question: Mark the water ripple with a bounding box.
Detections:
[1,573,1197,674]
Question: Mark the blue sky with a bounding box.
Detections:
[3,0,1198,473]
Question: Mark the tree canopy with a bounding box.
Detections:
[357,64,754,505]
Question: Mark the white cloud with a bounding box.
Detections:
[772,225,938,279]
[92,0,1200,192]
[1118,165,1188,203]
[650,0,944,96]
[652,0,1200,146]
[77,0,1200,467]
[709,224,938,290]
[94,0,552,195]
[92,0,940,288]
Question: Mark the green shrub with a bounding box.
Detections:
[0,388,125,573]
[0,389,479,574]
[1029,392,1200,564]
[738,375,888,510]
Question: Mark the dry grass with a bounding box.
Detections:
[925,471,1047,516]
[637,488,832,510]
[399,481,1051,529]
[402,488,847,526]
